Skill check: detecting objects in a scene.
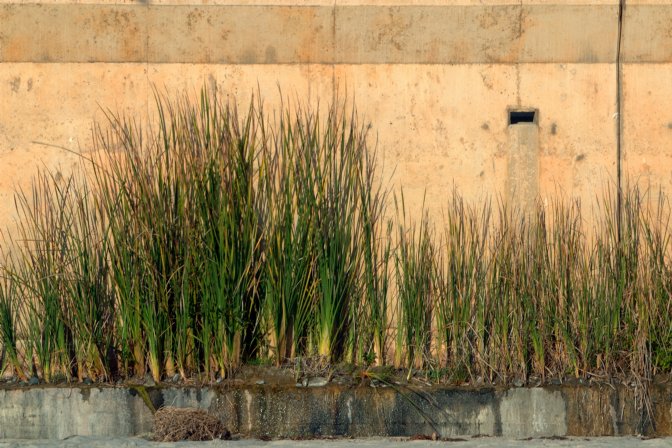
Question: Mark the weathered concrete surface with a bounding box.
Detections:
[0,384,671,440]
[0,4,660,64]
[0,387,154,439]
[333,63,617,223]
[3,437,672,448]
[622,63,672,191]
[147,6,334,64]
[507,122,539,214]
[622,5,672,63]
[2,3,670,64]
[0,0,671,241]
[518,63,617,213]
[499,388,566,438]
[210,386,499,438]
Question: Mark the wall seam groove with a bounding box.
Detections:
[616,0,624,242]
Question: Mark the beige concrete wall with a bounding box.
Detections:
[1,1,672,240]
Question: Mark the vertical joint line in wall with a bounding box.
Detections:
[145,2,150,129]
[332,0,337,105]
[616,0,624,244]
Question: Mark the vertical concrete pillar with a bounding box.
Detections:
[507,110,540,215]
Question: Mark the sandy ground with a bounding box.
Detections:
[1,437,672,448]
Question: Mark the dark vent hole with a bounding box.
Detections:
[509,110,536,125]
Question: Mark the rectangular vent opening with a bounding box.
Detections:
[509,110,537,125]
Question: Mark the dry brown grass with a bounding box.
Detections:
[153,406,230,442]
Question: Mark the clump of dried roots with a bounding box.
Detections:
[153,406,230,442]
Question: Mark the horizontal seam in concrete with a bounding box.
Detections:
[0,61,662,65]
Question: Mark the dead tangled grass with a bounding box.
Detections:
[153,406,230,442]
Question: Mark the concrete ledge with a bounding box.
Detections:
[1,4,669,64]
[1,383,670,439]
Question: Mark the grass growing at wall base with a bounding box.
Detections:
[0,86,670,388]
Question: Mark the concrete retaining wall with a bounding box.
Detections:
[1,383,671,439]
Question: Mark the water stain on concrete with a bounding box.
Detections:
[9,76,20,93]
[1,382,672,439]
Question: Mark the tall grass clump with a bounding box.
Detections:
[190,94,264,378]
[394,194,435,374]
[393,184,672,384]
[433,191,490,381]
[89,90,267,381]
[440,186,672,382]
[358,151,392,366]
[1,84,671,385]
[3,172,115,382]
[311,106,368,362]
[0,268,26,380]
[262,110,317,363]
[261,99,388,365]
[0,86,389,382]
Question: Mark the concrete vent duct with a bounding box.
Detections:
[507,108,540,215]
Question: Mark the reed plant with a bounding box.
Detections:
[10,173,80,382]
[89,90,267,381]
[434,192,490,380]
[262,104,318,364]
[394,194,435,374]
[311,105,367,362]
[358,151,392,366]
[639,191,672,372]
[0,268,26,379]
